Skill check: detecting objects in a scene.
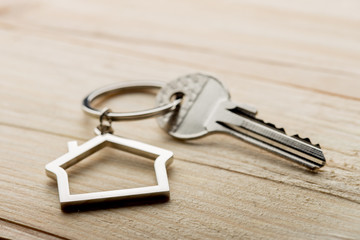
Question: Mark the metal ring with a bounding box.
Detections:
[82,81,181,121]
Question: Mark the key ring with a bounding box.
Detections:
[82,81,182,121]
[46,80,176,210]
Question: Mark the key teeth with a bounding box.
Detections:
[292,134,308,142]
[230,109,322,147]
[229,108,324,151]
[251,116,286,134]
[262,120,320,149]
[291,134,321,149]
[278,128,286,134]
[263,121,286,134]
[257,119,266,124]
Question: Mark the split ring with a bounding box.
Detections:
[82,81,181,121]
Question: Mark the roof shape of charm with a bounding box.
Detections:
[45,133,173,210]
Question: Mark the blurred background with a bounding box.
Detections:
[1,0,359,134]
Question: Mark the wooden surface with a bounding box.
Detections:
[1,0,360,239]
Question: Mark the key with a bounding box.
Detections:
[156,73,326,170]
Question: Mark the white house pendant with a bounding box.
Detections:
[45,133,173,210]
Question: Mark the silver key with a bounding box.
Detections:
[156,73,326,170]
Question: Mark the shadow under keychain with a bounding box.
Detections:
[45,81,181,210]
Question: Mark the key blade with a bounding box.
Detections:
[209,103,326,170]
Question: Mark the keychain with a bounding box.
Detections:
[46,74,325,210]
[45,81,181,210]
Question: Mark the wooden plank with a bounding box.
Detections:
[0,0,359,239]
[1,0,359,98]
[0,31,358,202]
[0,125,359,239]
[0,219,65,240]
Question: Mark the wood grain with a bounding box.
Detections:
[0,0,359,239]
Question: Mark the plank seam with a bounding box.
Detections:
[0,217,71,240]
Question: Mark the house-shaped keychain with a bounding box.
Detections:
[45,133,173,210]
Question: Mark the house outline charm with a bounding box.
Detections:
[45,133,173,209]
